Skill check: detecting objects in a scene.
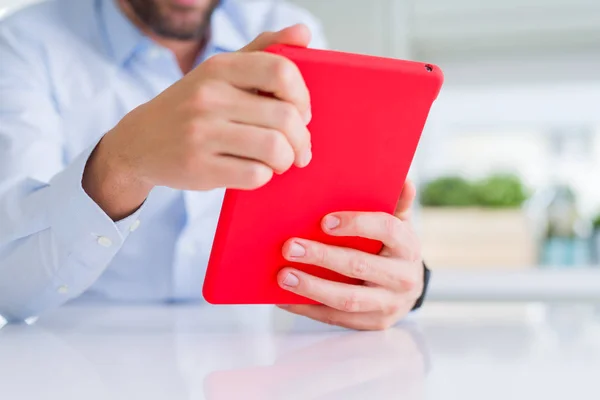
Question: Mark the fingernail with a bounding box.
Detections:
[289,242,306,258]
[304,108,312,125]
[278,304,290,309]
[299,149,312,167]
[324,215,341,230]
[282,272,299,287]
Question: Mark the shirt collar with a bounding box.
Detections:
[209,0,249,53]
[99,0,148,66]
[99,0,248,66]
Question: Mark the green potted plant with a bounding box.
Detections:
[419,174,536,269]
[593,214,600,232]
[420,176,476,208]
[474,174,528,209]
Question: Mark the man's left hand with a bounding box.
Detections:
[277,181,424,331]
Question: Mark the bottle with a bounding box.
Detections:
[542,185,579,266]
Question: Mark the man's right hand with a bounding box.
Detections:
[83,24,313,220]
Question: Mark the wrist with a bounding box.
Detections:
[83,132,153,221]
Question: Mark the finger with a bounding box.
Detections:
[240,24,312,52]
[202,57,311,167]
[321,212,414,256]
[190,81,310,168]
[277,268,398,313]
[224,88,311,168]
[395,179,417,221]
[212,155,274,190]
[209,51,311,124]
[277,304,400,331]
[282,238,413,291]
[217,122,295,174]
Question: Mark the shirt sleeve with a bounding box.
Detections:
[0,23,141,322]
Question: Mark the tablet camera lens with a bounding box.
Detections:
[425,64,433,72]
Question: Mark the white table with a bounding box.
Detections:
[1,302,599,400]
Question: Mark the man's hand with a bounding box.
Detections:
[83,25,313,220]
[277,181,424,331]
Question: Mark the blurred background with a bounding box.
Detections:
[291,0,600,303]
[1,0,599,301]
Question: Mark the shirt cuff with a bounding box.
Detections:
[115,209,143,237]
[46,143,139,269]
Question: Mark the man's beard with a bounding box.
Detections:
[124,0,221,41]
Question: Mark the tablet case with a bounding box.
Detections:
[203,45,443,304]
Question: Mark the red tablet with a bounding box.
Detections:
[203,45,443,305]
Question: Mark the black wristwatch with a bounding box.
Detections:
[411,262,431,311]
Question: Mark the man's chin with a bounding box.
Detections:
[151,25,205,41]
[157,1,221,40]
[170,0,205,8]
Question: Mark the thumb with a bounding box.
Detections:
[240,24,312,52]
[395,179,417,221]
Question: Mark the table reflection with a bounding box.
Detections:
[203,327,426,400]
[0,305,428,400]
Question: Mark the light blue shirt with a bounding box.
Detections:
[0,0,325,322]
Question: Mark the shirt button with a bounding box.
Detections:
[129,219,141,232]
[57,285,69,294]
[97,236,113,248]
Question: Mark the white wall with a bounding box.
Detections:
[289,0,410,58]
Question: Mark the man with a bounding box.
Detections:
[0,0,429,329]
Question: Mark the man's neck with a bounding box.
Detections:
[117,1,207,74]
[147,33,206,74]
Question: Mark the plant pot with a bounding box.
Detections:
[418,207,537,269]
